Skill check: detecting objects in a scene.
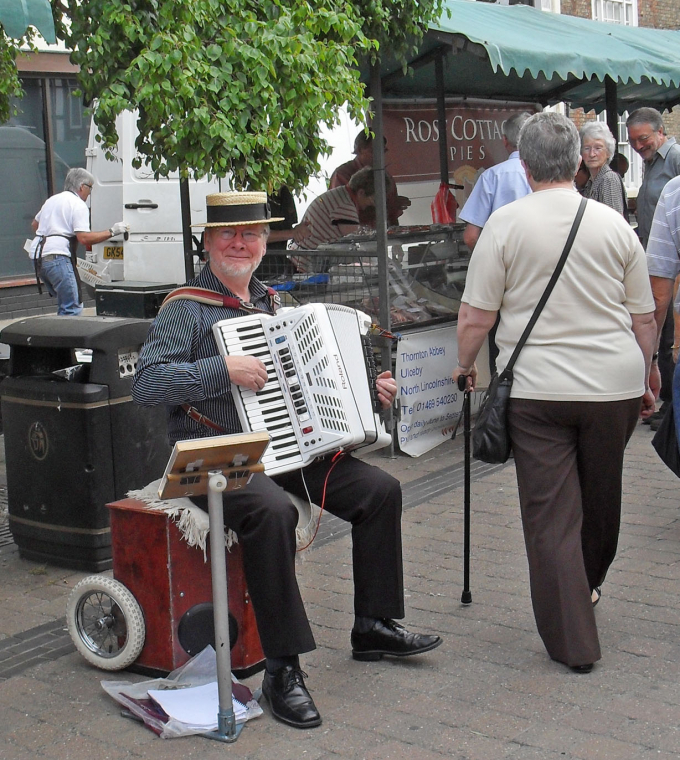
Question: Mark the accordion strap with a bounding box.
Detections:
[161,286,280,434]
[503,197,587,378]
[159,286,280,315]
[180,403,227,433]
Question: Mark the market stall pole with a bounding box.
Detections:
[370,61,397,457]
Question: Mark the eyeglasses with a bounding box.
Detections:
[582,145,606,154]
[83,183,93,189]
[215,228,264,243]
[628,133,654,147]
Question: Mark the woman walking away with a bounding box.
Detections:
[453,112,655,674]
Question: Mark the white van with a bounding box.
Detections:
[86,111,222,284]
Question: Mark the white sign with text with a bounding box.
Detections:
[396,326,488,457]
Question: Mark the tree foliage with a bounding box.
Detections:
[0,31,38,124]
[13,0,444,189]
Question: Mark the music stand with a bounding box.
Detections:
[158,431,270,743]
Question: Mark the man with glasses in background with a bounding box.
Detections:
[31,167,127,315]
[627,109,680,428]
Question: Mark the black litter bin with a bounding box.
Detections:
[0,316,171,571]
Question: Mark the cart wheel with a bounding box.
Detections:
[67,576,145,671]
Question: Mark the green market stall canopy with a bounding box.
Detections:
[369,0,680,113]
[0,0,55,43]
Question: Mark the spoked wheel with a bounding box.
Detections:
[67,576,145,671]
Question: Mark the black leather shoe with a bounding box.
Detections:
[570,663,594,674]
[351,618,442,661]
[262,665,322,729]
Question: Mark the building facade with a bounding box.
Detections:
[0,51,90,319]
[1,4,679,317]
[561,0,680,161]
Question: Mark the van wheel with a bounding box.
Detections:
[67,576,145,671]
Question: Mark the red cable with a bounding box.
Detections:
[296,451,345,552]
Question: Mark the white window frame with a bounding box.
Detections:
[592,0,638,27]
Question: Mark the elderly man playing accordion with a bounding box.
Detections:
[131,191,442,729]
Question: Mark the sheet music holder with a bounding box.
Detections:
[158,432,270,500]
[157,431,269,743]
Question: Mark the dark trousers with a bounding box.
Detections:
[194,454,404,658]
[659,301,675,406]
[508,397,640,667]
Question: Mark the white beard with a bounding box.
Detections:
[211,254,263,280]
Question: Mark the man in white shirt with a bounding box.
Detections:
[32,168,127,315]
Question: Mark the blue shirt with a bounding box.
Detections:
[646,175,680,310]
[458,151,531,228]
[131,264,274,445]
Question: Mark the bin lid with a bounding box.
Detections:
[0,316,153,349]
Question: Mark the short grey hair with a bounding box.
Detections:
[518,112,580,183]
[64,167,95,193]
[626,107,664,133]
[580,122,616,160]
[503,112,532,148]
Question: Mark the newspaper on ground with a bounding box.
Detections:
[101,645,263,738]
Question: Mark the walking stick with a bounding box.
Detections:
[457,375,472,605]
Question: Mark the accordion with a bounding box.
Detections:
[213,303,392,475]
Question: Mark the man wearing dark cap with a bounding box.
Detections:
[329,130,410,225]
[132,191,442,730]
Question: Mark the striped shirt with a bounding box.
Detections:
[296,185,359,250]
[131,264,274,445]
[646,175,680,309]
[289,185,360,272]
[581,163,626,217]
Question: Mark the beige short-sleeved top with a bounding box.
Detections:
[462,188,654,401]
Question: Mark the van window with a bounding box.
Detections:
[0,77,89,279]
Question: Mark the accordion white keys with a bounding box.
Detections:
[213,303,392,475]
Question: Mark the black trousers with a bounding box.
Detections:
[508,397,640,667]
[659,301,675,406]
[194,454,404,658]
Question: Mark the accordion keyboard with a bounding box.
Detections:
[214,304,390,476]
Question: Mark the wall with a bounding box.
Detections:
[0,282,94,322]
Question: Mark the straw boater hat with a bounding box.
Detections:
[196,191,284,227]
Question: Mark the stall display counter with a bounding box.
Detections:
[267,224,471,331]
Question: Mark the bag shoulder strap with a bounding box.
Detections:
[159,285,280,315]
[504,197,587,376]
[163,284,280,434]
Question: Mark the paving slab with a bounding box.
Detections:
[0,422,679,758]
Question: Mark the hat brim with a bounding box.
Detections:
[194,217,285,228]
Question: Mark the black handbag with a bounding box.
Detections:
[472,198,588,464]
[651,404,680,478]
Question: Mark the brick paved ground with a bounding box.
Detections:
[1,422,679,759]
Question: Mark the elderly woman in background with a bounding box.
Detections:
[453,112,656,674]
[579,122,628,217]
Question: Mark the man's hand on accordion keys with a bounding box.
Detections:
[376,371,397,409]
[225,355,269,392]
